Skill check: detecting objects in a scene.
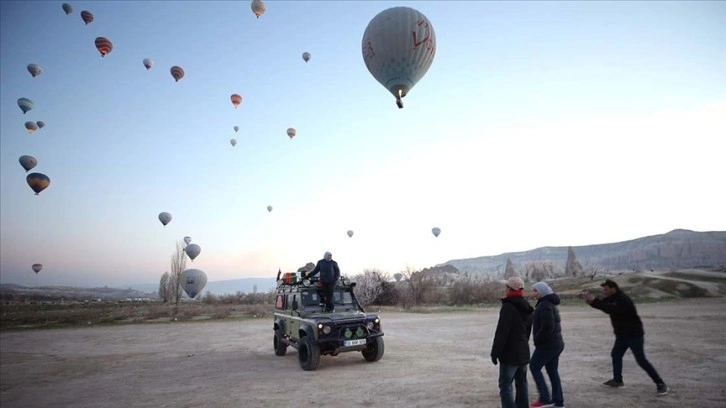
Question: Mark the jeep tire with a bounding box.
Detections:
[273,329,287,356]
[298,335,320,371]
[362,336,384,362]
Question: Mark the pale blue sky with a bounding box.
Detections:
[1,1,725,287]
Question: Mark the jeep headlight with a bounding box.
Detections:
[317,323,331,335]
[366,322,374,330]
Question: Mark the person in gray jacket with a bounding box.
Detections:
[529,282,565,408]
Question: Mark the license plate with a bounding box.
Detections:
[344,339,366,347]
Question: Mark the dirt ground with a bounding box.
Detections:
[1,298,724,408]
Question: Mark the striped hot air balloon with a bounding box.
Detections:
[95,37,113,57]
[230,93,242,108]
[26,173,50,195]
[170,66,185,82]
[80,10,93,25]
[286,128,296,139]
[17,98,33,114]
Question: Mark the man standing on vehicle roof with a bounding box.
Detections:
[306,251,340,312]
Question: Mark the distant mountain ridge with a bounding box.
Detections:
[443,229,726,277]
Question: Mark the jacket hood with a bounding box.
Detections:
[537,293,561,306]
[503,295,534,315]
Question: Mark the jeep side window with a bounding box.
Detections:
[275,294,285,310]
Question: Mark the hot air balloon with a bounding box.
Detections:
[302,52,311,63]
[431,227,441,237]
[170,66,184,82]
[143,58,153,70]
[17,98,33,114]
[230,138,237,147]
[184,244,201,261]
[181,268,207,298]
[230,93,242,108]
[26,173,50,195]
[251,0,266,19]
[25,122,38,134]
[80,10,93,25]
[184,236,192,245]
[62,3,73,15]
[233,125,239,133]
[267,205,273,213]
[36,121,45,129]
[27,64,42,77]
[32,264,43,274]
[158,212,172,226]
[347,230,354,238]
[95,37,113,57]
[362,7,437,109]
[19,155,37,172]
[393,272,403,282]
[286,128,296,139]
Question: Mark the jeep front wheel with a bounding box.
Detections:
[362,336,384,362]
[273,329,287,356]
[298,335,320,371]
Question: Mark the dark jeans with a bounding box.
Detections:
[320,283,335,312]
[612,335,663,384]
[498,363,529,408]
[530,346,564,405]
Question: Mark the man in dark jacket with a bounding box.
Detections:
[529,281,565,408]
[306,251,340,312]
[583,279,668,395]
[491,277,534,408]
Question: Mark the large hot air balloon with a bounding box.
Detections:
[286,128,296,139]
[80,10,93,25]
[181,268,207,298]
[95,37,113,57]
[230,93,242,108]
[25,122,38,134]
[230,138,237,147]
[170,66,185,82]
[143,58,153,70]
[183,236,192,245]
[347,230,354,238]
[27,64,42,77]
[32,264,43,274]
[62,3,73,15]
[251,0,266,19]
[184,243,201,261]
[362,7,437,109]
[17,98,33,114]
[233,125,239,133]
[302,52,311,63]
[266,205,273,213]
[26,173,50,195]
[393,272,403,282]
[19,155,37,172]
[158,212,172,226]
[36,121,45,129]
[431,227,441,238]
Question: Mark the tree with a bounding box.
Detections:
[402,266,436,305]
[353,269,388,307]
[159,271,170,303]
[565,246,584,277]
[168,241,187,305]
[504,258,517,279]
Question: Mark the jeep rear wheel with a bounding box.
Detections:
[273,329,287,356]
[362,336,384,362]
[298,335,320,371]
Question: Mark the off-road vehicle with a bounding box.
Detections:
[272,272,385,371]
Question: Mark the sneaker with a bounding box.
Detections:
[656,383,668,396]
[530,402,555,407]
[603,379,624,388]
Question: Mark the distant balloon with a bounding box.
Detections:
[432,227,441,237]
[143,58,153,70]
[251,0,266,19]
[27,64,42,77]
[230,93,242,108]
[80,10,93,25]
[267,205,273,213]
[17,98,33,114]
[302,52,311,63]
[393,272,403,282]
[362,7,437,109]
[36,121,45,129]
[233,125,239,133]
[158,212,172,227]
[19,155,38,172]
[95,37,113,57]
[230,138,237,147]
[62,3,73,15]
[286,128,296,139]
[32,264,43,274]
[184,236,192,245]
[347,230,354,238]
[184,243,201,262]
[25,122,38,134]
[170,66,185,82]
[26,172,50,195]
[181,268,207,298]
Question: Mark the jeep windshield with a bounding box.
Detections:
[299,288,357,312]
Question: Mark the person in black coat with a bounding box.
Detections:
[491,277,534,408]
[583,279,668,396]
[529,281,565,408]
[306,251,340,312]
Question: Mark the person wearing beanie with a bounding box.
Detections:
[529,282,565,408]
[491,276,534,408]
[582,279,668,396]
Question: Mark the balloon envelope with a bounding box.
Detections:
[170,66,185,82]
[266,205,273,213]
[233,126,239,132]
[158,212,172,226]
[19,155,38,172]
[393,272,403,282]
[27,64,42,77]
[181,269,207,299]
[183,236,192,245]
[36,121,45,129]
[251,0,266,18]
[17,98,33,114]
[286,128,296,139]
[432,227,441,237]
[143,58,153,69]
[347,230,354,238]
[302,52,311,63]
[230,93,242,108]
[25,122,38,134]
[62,3,73,14]
[26,172,50,195]
[362,7,436,108]
[184,243,201,261]
[80,10,93,24]
[95,37,113,57]
[230,138,237,147]
[32,264,43,274]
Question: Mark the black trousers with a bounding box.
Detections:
[320,283,335,312]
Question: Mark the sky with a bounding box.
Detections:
[1,1,725,288]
